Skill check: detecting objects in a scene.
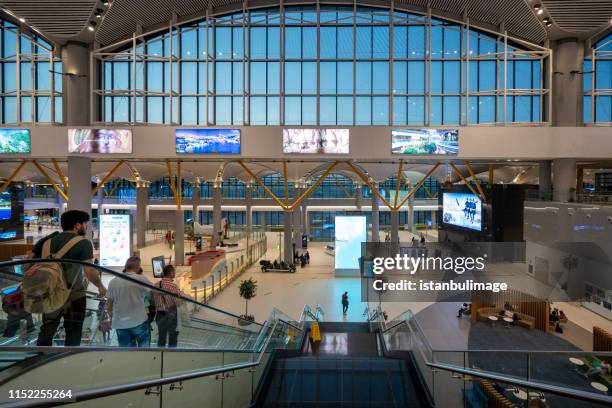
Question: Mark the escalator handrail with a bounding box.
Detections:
[0,319,301,408]
[0,259,262,327]
[0,360,260,408]
[427,361,612,406]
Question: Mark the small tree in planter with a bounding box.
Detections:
[239,278,257,324]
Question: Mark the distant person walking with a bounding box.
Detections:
[341,291,349,315]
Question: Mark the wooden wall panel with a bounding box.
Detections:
[471,289,550,332]
[593,326,612,352]
[0,244,32,261]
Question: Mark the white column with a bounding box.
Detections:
[96,189,104,217]
[407,198,414,233]
[390,210,399,243]
[245,185,253,233]
[67,156,92,215]
[192,183,201,224]
[553,158,577,202]
[355,184,362,209]
[371,187,380,242]
[61,42,90,125]
[174,209,185,266]
[539,160,552,199]
[136,183,149,248]
[551,39,585,126]
[211,184,222,248]
[283,210,293,264]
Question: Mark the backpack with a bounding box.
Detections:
[2,287,25,316]
[22,236,85,314]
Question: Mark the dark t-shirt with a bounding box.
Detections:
[32,232,94,300]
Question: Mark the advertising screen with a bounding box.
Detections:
[0,231,17,240]
[152,256,165,278]
[0,128,31,154]
[175,128,241,154]
[68,129,133,154]
[392,129,458,155]
[99,214,132,267]
[442,192,482,231]
[335,216,367,271]
[0,192,11,220]
[283,129,349,154]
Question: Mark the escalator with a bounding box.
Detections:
[255,322,431,407]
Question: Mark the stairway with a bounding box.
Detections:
[256,322,424,407]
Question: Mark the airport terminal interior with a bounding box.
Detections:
[0,0,610,407]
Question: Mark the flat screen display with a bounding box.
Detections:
[392,129,458,155]
[335,216,367,271]
[0,231,17,240]
[442,192,482,231]
[99,214,131,267]
[0,128,31,154]
[68,129,133,154]
[175,128,241,154]
[152,256,165,278]
[283,129,349,154]
[0,192,11,220]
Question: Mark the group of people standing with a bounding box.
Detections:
[11,210,185,348]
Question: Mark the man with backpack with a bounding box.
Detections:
[29,210,106,346]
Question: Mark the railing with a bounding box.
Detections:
[526,189,612,205]
[377,309,612,407]
[0,262,307,406]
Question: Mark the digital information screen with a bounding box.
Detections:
[0,192,11,221]
[99,214,132,267]
[335,216,367,272]
[175,128,241,154]
[442,192,482,231]
[392,129,458,155]
[283,128,349,154]
[0,128,31,154]
[68,129,133,154]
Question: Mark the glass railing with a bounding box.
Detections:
[0,259,307,405]
[380,309,612,407]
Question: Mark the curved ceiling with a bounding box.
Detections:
[2,0,609,47]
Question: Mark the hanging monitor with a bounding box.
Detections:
[283,128,349,154]
[0,128,31,154]
[175,128,241,154]
[68,129,133,154]
[392,129,458,155]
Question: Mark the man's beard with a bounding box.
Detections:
[77,226,87,236]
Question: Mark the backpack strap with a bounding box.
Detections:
[51,236,86,259]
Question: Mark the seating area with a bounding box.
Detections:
[476,307,536,330]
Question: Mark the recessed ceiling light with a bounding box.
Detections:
[88,21,97,31]
[18,17,25,23]
[95,9,103,18]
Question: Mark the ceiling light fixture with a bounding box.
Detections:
[534,4,542,13]
[95,8,103,18]
[18,17,25,23]
[103,1,110,6]
[88,21,97,31]
[543,18,553,27]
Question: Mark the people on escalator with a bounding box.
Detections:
[305,251,310,264]
[272,260,280,269]
[106,257,152,347]
[153,265,181,347]
[30,210,107,347]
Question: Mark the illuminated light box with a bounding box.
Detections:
[392,129,458,155]
[0,128,31,154]
[442,192,482,231]
[99,214,132,267]
[283,128,349,154]
[335,215,367,274]
[68,129,133,154]
[176,128,241,154]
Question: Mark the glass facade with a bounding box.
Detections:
[96,5,547,125]
[0,19,62,124]
[584,34,612,124]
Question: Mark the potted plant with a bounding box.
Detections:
[238,278,257,325]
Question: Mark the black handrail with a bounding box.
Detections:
[0,259,262,327]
